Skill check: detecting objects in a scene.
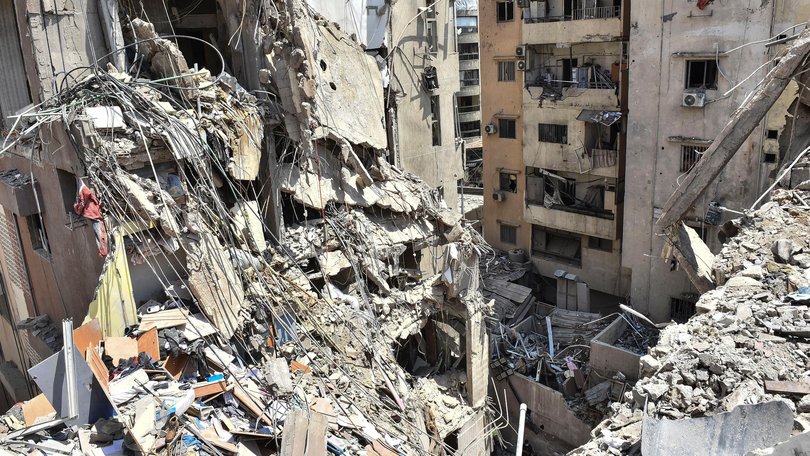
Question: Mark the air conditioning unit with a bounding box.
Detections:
[492,191,505,201]
[485,123,498,134]
[517,60,526,71]
[517,0,531,8]
[682,92,706,108]
[515,46,526,58]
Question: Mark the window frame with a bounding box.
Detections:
[531,225,582,266]
[430,95,442,146]
[498,61,516,82]
[498,118,517,139]
[500,223,518,245]
[538,123,568,144]
[499,172,518,193]
[497,1,515,22]
[685,60,719,90]
[588,236,613,252]
[27,214,51,258]
[680,144,708,173]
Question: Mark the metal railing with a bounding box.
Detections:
[460,78,480,87]
[461,128,481,138]
[458,104,480,113]
[524,4,620,23]
[459,52,479,61]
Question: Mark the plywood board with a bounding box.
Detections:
[73,319,102,360]
[104,337,138,365]
[137,327,160,361]
[164,353,191,380]
[22,394,57,426]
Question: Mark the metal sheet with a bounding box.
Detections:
[28,345,114,426]
[576,110,622,126]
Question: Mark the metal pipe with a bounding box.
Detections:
[516,403,527,456]
[545,316,554,357]
[62,319,78,420]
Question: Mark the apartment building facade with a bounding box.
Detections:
[481,0,630,308]
[623,1,808,322]
[457,5,482,150]
[481,0,805,320]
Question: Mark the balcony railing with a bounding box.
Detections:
[459,52,479,61]
[460,78,480,87]
[461,128,481,138]
[525,5,620,23]
[458,26,478,34]
[458,104,480,113]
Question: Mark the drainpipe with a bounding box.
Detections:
[516,403,527,456]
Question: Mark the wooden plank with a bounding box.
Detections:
[104,337,138,365]
[164,353,191,380]
[138,309,190,331]
[305,407,328,456]
[86,348,110,392]
[21,393,56,426]
[280,409,308,456]
[232,383,274,426]
[764,380,810,395]
[137,327,160,361]
[193,380,230,398]
[73,319,102,360]
[290,360,312,374]
[657,26,810,228]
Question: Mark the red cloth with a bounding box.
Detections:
[697,0,713,10]
[74,182,108,256]
[74,184,102,220]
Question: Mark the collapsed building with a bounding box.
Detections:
[0,0,493,454]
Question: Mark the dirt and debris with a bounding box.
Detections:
[572,186,810,455]
[0,1,495,454]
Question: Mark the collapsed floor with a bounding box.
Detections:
[0,2,494,455]
[571,185,810,455]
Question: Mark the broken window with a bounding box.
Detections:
[532,225,581,266]
[498,61,516,82]
[670,296,697,323]
[27,214,50,257]
[588,236,613,252]
[498,119,517,139]
[459,43,479,60]
[460,69,479,87]
[685,60,718,90]
[544,174,577,206]
[500,224,517,244]
[539,123,568,144]
[497,1,514,22]
[499,172,517,193]
[767,129,779,140]
[680,145,707,172]
[430,95,441,146]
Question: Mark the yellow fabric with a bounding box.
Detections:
[83,231,137,337]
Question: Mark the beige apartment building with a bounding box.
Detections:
[481,0,629,309]
[482,0,805,320]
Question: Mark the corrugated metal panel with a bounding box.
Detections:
[0,0,31,129]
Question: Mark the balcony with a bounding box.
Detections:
[524,145,618,178]
[459,78,480,96]
[459,58,479,71]
[523,65,620,108]
[525,202,616,239]
[458,104,481,123]
[523,5,622,44]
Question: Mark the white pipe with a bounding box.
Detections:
[516,403,528,456]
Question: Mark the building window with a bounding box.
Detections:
[457,16,478,34]
[498,61,516,82]
[670,297,697,323]
[459,120,481,138]
[539,123,568,144]
[532,226,581,266]
[500,224,517,245]
[499,172,517,193]
[767,129,779,140]
[588,236,613,252]
[680,145,708,172]
[685,60,718,90]
[27,214,50,257]
[430,95,441,146]
[498,119,516,139]
[460,69,479,87]
[425,19,438,54]
[497,1,514,22]
[459,43,479,60]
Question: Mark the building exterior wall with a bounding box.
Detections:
[622,1,807,321]
[390,0,463,210]
[480,0,526,253]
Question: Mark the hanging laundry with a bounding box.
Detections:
[74,178,109,256]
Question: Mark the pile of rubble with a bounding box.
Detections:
[573,188,810,455]
[0,1,493,454]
